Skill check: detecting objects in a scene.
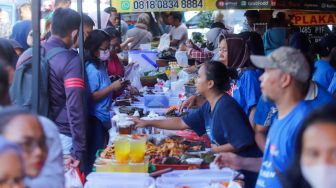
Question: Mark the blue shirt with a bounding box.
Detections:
[232,69,262,116]
[328,73,336,95]
[182,94,262,188]
[254,96,277,127]
[85,61,112,123]
[312,59,335,89]
[256,101,312,188]
[254,82,335,127]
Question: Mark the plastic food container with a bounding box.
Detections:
[144,94,169,108]
[156,169,236,187]
[85,172,155,188]
[186,158,203,165]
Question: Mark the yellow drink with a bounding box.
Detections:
[165,68,171,77]
[129,136,146,163]
[114,136,130,163]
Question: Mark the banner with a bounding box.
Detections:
[292,14,336,26]
[112,0,217,13]
[274,0,336,11]
[112,0,336,13]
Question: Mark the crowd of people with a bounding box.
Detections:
[1,1,336,188]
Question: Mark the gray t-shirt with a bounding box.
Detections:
[126,24,152,50]
[169,23,188,47]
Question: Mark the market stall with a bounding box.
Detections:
[26,0,336,187]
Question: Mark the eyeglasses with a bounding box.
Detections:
[16,138,47,154]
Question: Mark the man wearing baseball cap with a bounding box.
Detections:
[215,47,314,188]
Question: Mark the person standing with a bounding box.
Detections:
[83,29,124,174]
[215,47,313,188]
[168,12,188,48]
[312,34,336,89]
[44,8,86,169]
[10,3,32,50]
[125,13,152,50]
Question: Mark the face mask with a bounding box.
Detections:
[99,50,110,61]
[301,163,336,188]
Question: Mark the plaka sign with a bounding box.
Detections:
[292,14,336,26]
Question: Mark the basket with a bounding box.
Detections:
[140,76,158,87]
[156,59,169,67]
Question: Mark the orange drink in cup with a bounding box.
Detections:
[129,134,147,163]
[117,120,134,135]
[114,135,130,163]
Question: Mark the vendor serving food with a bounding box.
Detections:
[133,61,262,188]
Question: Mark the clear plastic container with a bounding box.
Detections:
[85,172,154,188]
[144,94,169,107]
[156,169,236,187]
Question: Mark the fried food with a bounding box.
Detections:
[100,145,114,159]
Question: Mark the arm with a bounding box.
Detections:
[63,56,86,161]
[215,152,262,172]
[179,95,207,112]
[134,117,190,130]
[249,106,257,129]
[91,80,123,101]
[211,143,236,153]
[120,37,134,50]
[254,125,268,152]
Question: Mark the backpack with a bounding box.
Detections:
[10,47,67,117]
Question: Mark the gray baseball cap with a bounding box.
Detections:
[250,47,310,82]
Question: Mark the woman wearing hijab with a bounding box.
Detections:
[125,13,152,50]
[0,108,49,187]
[181,34,262,127]
[218,34,262,127]
[0,136,24,188]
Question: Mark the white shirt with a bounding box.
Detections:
[169,23,188,47]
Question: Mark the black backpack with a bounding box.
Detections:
[10,47,67,117]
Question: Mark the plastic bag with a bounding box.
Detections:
[158,33,171,51]
[124,63,143,90]
[175,50,189,67]
[65,167,84,188]
[175,51,188,67]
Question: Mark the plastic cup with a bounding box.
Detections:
[129,135,147,163]
[129,156,149,173]
[117,121,134,135]
[114,135,130,163]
